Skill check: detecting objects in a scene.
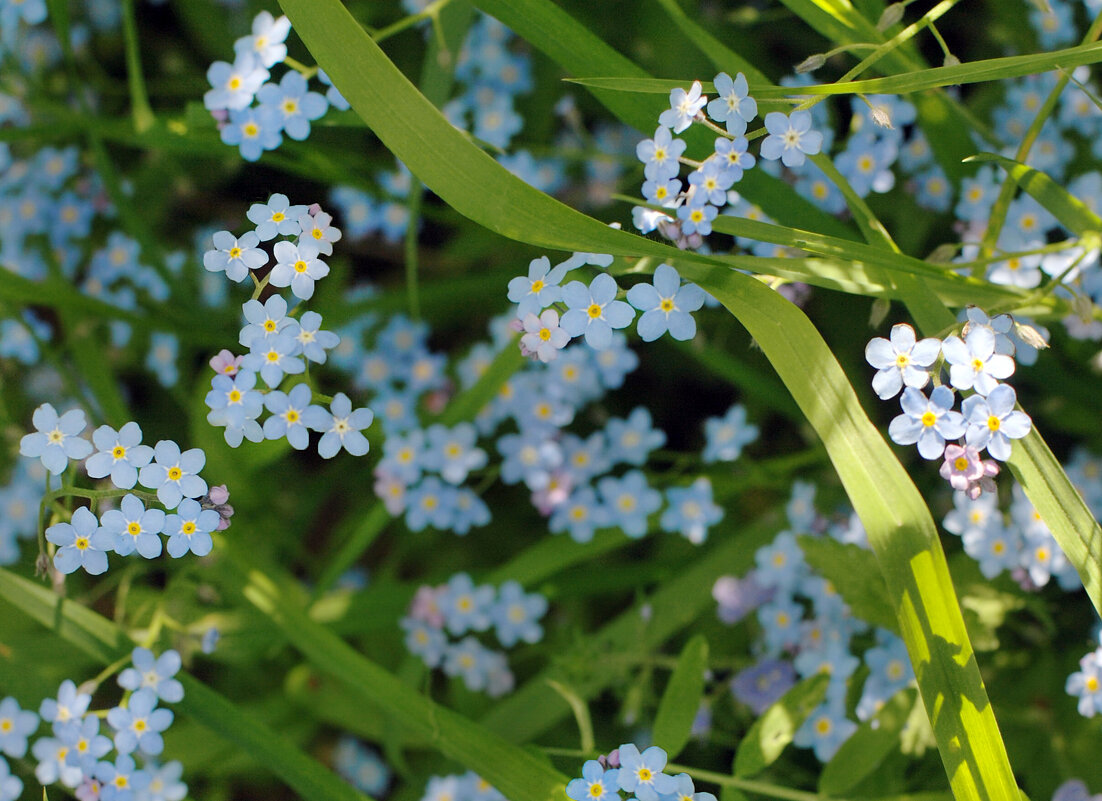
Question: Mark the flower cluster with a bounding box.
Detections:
[566,744,712,801]
[419,772,504,801]
[203,11,343,161]
[17,407,228,576]
[8,647,188,801]
[868,308,1041,498]
[711,481,916,762]
[507,253,708,360]
[400,573,548,697]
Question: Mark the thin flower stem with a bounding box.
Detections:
[283,56,318,80]
[695,115,733,140]
[250,273,272,301]
[667,764,850,801]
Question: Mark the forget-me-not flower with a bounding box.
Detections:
[888,385,965,460]
[627,263,705,342]
[760,110,823,168]
[85,422,154,490]
[101,493,165,559]
[864,323,942,400]
[962,383,1032,461]
[45,507,112,576]
[302,392,373,458]
[163,498,219,558]
[561,273,634,350]
[707,71,757,135]
[19,403,93,476]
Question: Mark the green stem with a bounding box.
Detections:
[120,0,155,133]
[667,764,848,801]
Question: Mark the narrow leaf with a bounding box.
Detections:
[797,535,899,634]
[734,674,829,777]
[653,635,709,759]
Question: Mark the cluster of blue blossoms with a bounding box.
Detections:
[711,481,914,762]
[18,407,230,575]
[204,11,348,161]
[401,572,548,696]
[419,771,505,801]
[0,647,187,801]
[565,744,713,801]
[869,308,1039,498]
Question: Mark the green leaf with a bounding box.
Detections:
[819,689,916,794]
[650,0,770,86]
[0,568,371,801]
[966,152,1102,236]
[734,674,830,777]
[797,535,899,633]
[653,635,709,760]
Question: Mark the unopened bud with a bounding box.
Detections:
[869,297,892,328]
[796,53,827,74]
[877,3,905,31]
[1014,321,1050,350]
[926,243,957,263]
[943,54,960,67]
[870,104,894,129]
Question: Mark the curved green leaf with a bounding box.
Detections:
[797,535,898,634]
[734,675,830,777]
[653,635,709,760]
[967,152,1102,236]
[819,689,917,795]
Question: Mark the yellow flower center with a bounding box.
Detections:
[921,411,937,427]
[987,415,1000,431]
[271,212,285,223]
[229,246,242,259]
[660,298,674,312]
[229,388,243,402]
[112,446,127,459]
[539,327,552,341]
[75,537,89,551]
[587,303,602,319]
[168,467,183,481]
[954,456,969,471]
[294,260,308,273]
[243,122,259,137]
[127,522,141,536]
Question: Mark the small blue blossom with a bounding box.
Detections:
[660,477,722,544]
[234,10,292,68]
[333,737,390,797]
[636,126,687,181]
[40,680,92,731]
[288,310,340,363]
[835,132,897,196]
[271,238,330,301]
[0,697,37,758]
[507,256,570,319]
[941,326,1015,396]
[256,70,328,141]
[713,136,755,181]
[888,386,966,461]
[118,647,185,703]
[423,423,487,485]
[96,752,152,801]
[203,52,268,111]
[402,617,448,667]
[560,273,635,350]
[567,761,620,801]
[101,493,165,559]
[263,384,322,450]
[46,507,113,575]
[688,160,736,206]
[659,81,707,133]
[550,485,609,543]
[443,637,507,693]
[405,476,458,531]
[220,105,283,161]
[627,263,705,342]
[19,403,93,476]
[676,201,718,236]
[707,71,757,135]
[598,469,662,538]
[962,384,1032,461]
[242,332,305,388]
[247,193,308,242]
[1067,648,1102,717]
[490,580,547,647]
[606,407,666,466]
[439,573,495,635]
[203,230,267,283]
[452,488,491,534]
[794,700,857,762]
[731,658,796,714]
[703,404,758,462]
[642,175,682,204]
[864,323,942,400]
[138,440,207,509]
[85,422,154,490]
[760,110,823,168]
[163,498,219,558]
[106,689,173,756]
[239,294,293,348]
[616,744,678,801]
[144,760,188,801]
[146,332,179,387]
[302,392,373,459]
[58,714,112,774]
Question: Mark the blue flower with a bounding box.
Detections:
[39,680,91,731]
[636,126,686,181]
[297,210,343,257]
[118,647,185,703]
[333,737,390,796]
[101,493,165,559]
[627,263,705,342]
[491,580,548,647]
[106,689,173,756]
[507,256,570,319]
[962,384,1032,461]
[203,52,268,111]
[0,697,38,759]
[561,273,635,350]
[288,310,340,364]
[242,332,305,388]
[256,70,328,141]
[96,752,152,800]
[146,332,179,388]
[550,485,609,543]
[144,761,188,801]
[1067,648,1102,717]
[712,136,755,181]
[163,498,219,558]
[439,572,495,635]
[641,175,682,204]
[46,507,113,575]
[888,386,965,461]
[303,392,373,459]
[452,488,492,534]
[233,10,292,68]
[442,637,504,693]
[422,423,487,485]
[759,111,823,168]
[203,230,268,283]
[57,714,111,774]
[220,105,283,162]
[239,294,293,348]
[401,617,448,667]
[661,477,722,544]
[703,404,758,462]
[247,193,308,241]
[676,201,718,236]
[616,743,678,801]
[0,757,19,801]
[941,325,1015,396]
[85,422,154,490]
[566,761,620,801]
[835,132,897,197]
[731,658,796,714]
[139,440,207,509]
[864,323,941,400]
[19,403,93,476]
[263,384,320,450]
[707,72,757,135]
[597,470,662,538]
[606,407,666,466]
[271,238,330,300]
[658,81,707,133]
[794,700,858,762]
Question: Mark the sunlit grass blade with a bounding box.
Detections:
[653,634,709,759]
